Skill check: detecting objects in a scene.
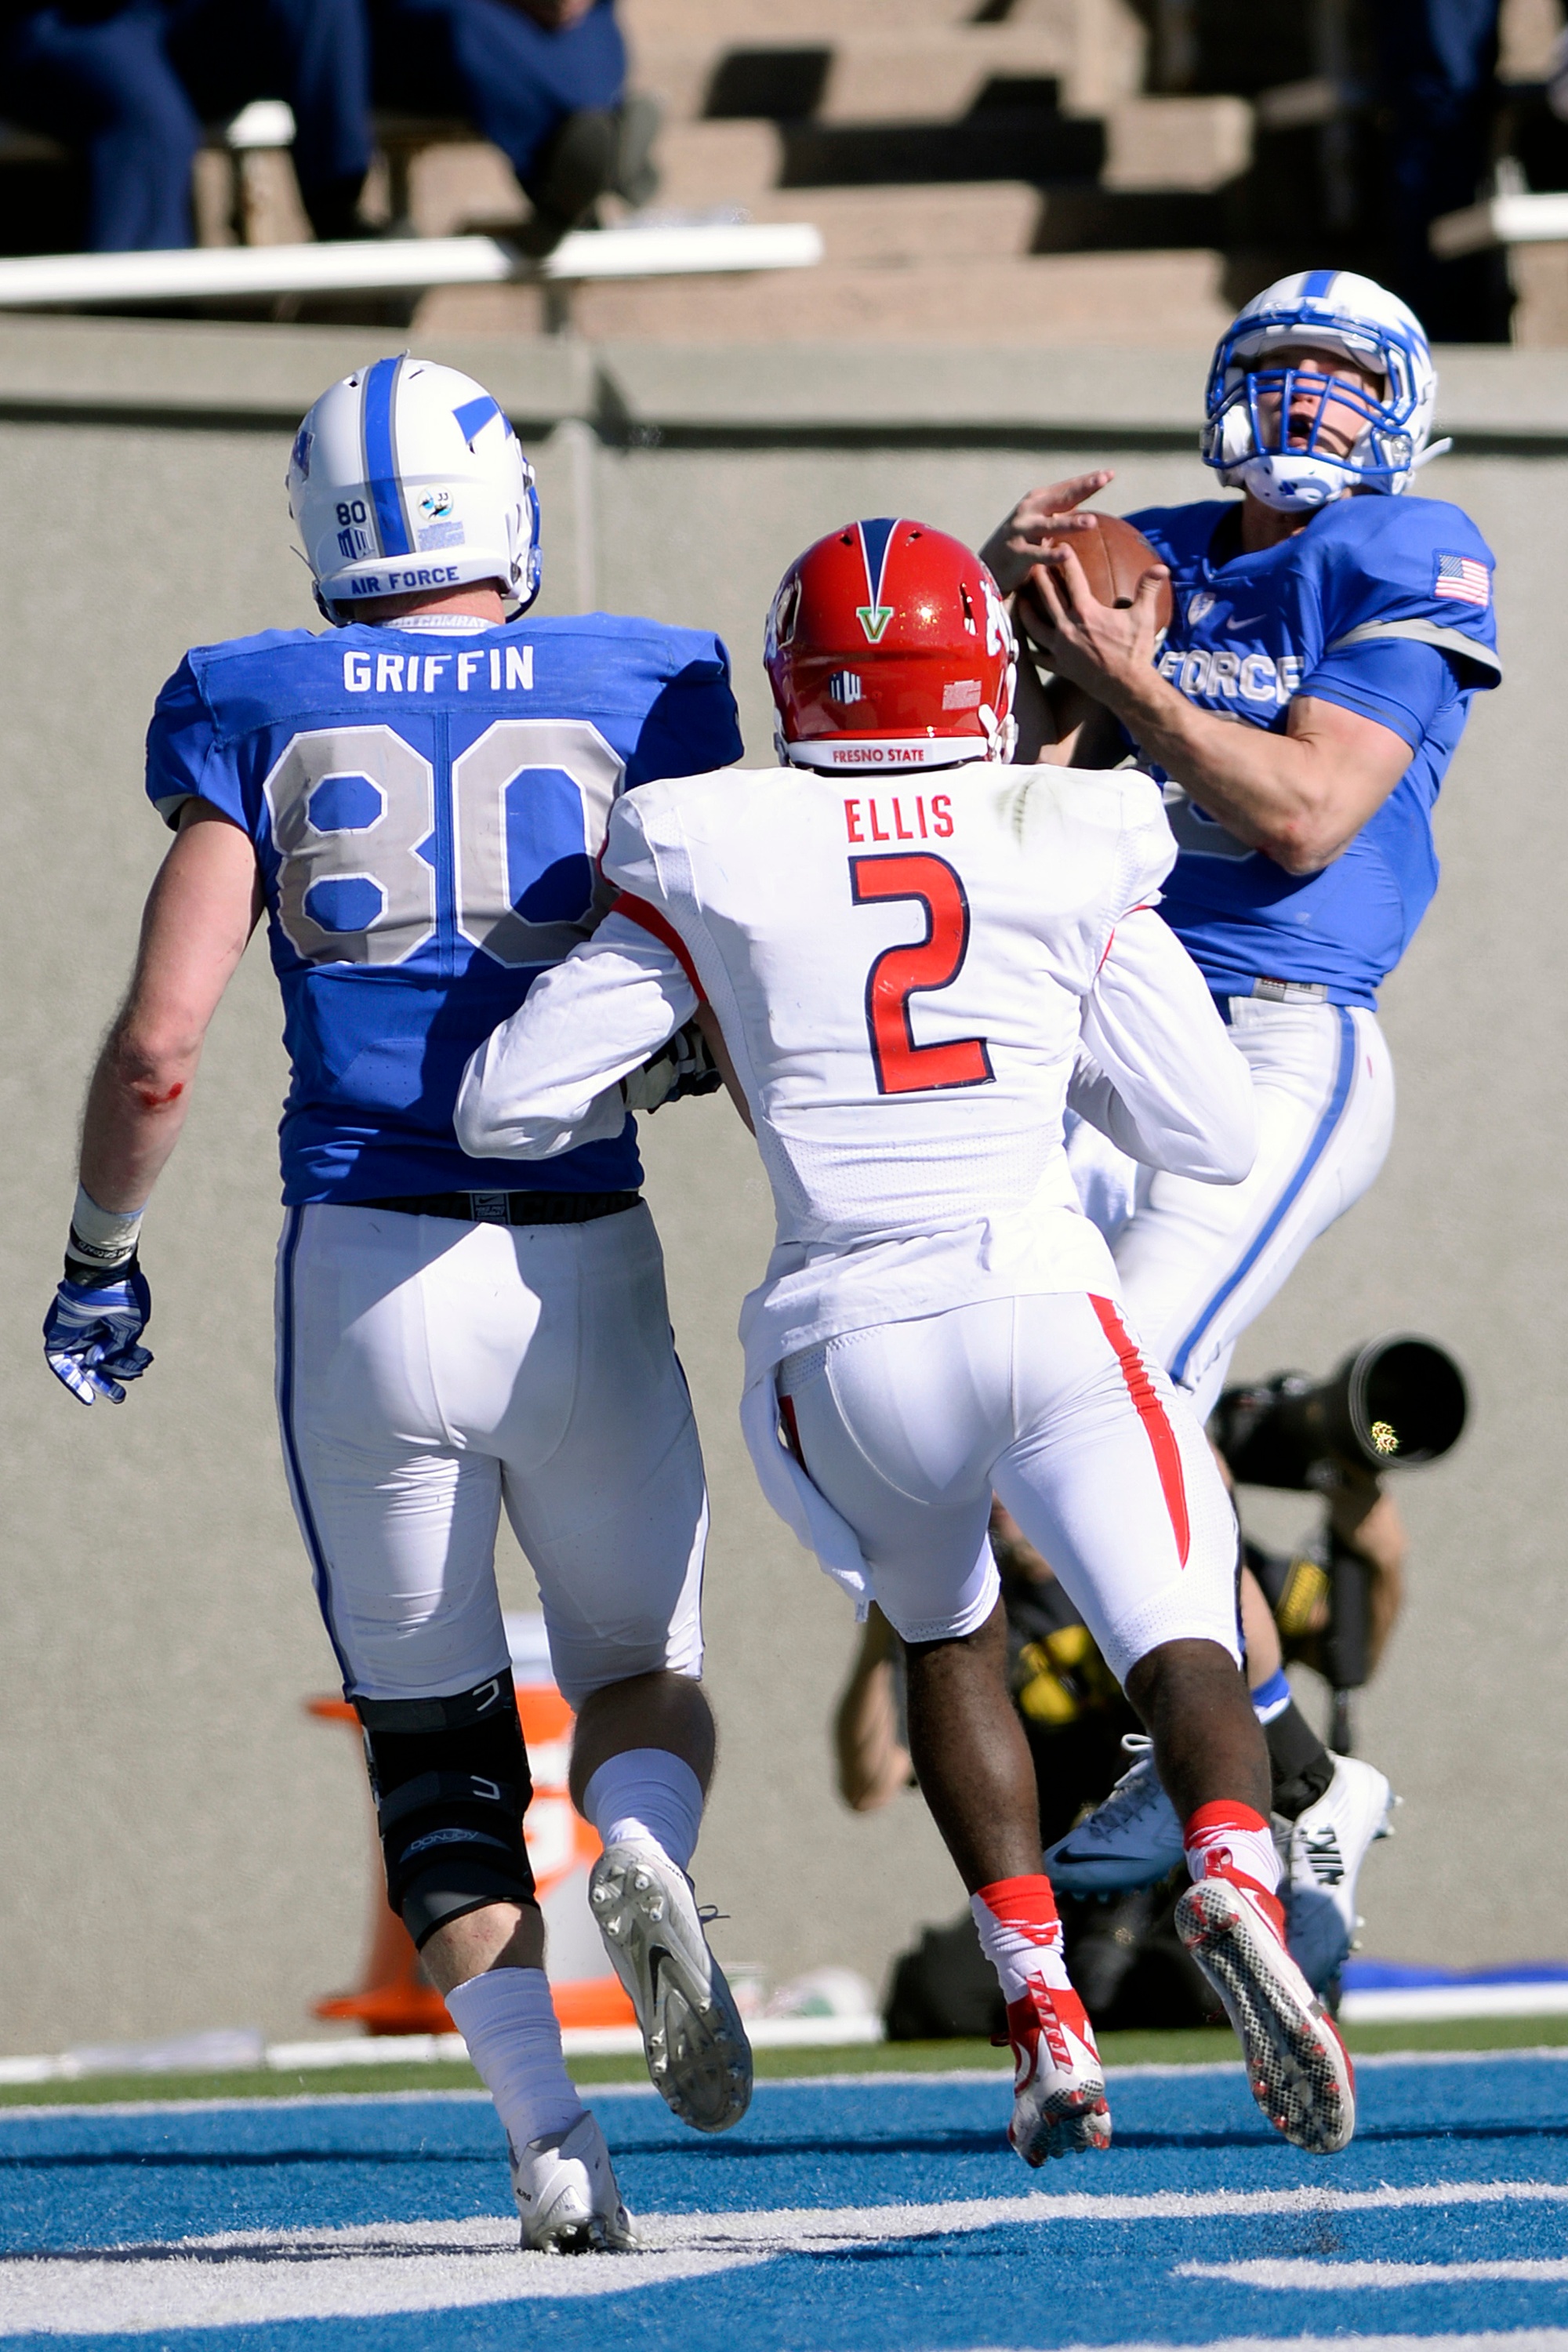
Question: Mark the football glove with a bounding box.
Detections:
[622,1021,724,1114]
[43,1261,153,1406]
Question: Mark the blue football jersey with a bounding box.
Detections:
[145,613,743,1203]
[1124,492,1501,1007]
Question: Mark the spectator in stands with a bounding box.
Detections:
[1374,0,1509,341]
[371,0,657,234]
[0,1,374,252]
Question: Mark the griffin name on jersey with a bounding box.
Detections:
[145,613,742,1202]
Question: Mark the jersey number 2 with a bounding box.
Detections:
[849,852,993,1096]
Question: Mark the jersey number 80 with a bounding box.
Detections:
[261,718,621,970]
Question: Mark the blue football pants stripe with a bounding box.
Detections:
[1169,1004,1358,1388]
[277,1205,351,1683]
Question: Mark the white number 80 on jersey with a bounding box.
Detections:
[261,717,622,971]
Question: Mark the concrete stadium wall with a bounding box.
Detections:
[0,314,1561,2053]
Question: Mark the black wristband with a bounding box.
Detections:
[64,1245,139,1291]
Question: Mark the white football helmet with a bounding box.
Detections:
[1201,270,1444,514]
[287,354,541,620]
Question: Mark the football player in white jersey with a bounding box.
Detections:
[456,519,1359,2161]
[979,271,1500,1992]
[42,357,755,2251]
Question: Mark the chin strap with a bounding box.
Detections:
[1409,437,1454,471]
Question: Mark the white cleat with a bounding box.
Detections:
[1042,1734,1185,1893]
[510,2110,637,2252]
[1279,1752,1396,1994]
[1176,1871,1356,2154]
[1004,1975,1112,2165]
[590,1842,752,2133]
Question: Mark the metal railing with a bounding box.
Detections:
[0,221,823,325]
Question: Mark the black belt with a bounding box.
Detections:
[356,1189,641,1226]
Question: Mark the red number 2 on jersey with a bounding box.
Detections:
[849,852,994,1096]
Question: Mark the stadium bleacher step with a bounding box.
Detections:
[637,30,1098,131]
[0,0,1302,345]
[745,183,1047,269]
[413,244,1231,345]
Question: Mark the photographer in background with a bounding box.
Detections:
[845,1483,1406,2038]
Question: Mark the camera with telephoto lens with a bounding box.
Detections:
[1211,1333,1468,1494]
[1213,1335,1467,1740]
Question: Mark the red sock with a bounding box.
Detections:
[1183,1802,1285,1936]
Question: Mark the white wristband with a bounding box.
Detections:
[68,1185,144,1269]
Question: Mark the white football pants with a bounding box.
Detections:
[275,1201,707,1709]
[1067,997,1395,1421]
[779,1290,1241,1681]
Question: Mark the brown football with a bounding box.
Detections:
[1015,511,1174,647]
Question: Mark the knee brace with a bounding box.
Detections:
[356,1673,535,1950]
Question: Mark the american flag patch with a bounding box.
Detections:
[1434,553,1490,608]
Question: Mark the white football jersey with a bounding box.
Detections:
[457,759,1256,1387]
[613,762,1173,1240]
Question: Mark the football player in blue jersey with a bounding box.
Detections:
[42,355,752,2250]
[978,270,1501,1993]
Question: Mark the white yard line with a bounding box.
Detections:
[4,2179,1568,2334]
[1180,2259,1568,2289]
[949,2336,1568,2352]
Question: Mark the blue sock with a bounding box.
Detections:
[1251,1668,1293,1724]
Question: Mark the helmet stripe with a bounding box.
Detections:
[453,392,500,445]
[858,517,898,611]
[1301,268,1337,299]
[361,355,413,559]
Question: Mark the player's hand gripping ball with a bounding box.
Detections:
[43,1263,154,1406]
[1014,513,1174,654]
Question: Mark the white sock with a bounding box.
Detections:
[445,1965,583,2154]
[1182,1802,1281,1898]
[970,1875,1072,2005]
[583,1748,704,1872]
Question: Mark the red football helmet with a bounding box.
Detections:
[764,517,1016,771]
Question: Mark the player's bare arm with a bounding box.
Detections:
[42,808,263,1410]
[78,806,262,1213]
[833,1607,913,1813]
[1025,549,1414,872]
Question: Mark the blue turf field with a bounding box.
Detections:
[4,2051,1568,2347]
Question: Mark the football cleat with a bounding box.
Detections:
[1176,1869,1356,2154]
[590,1842,753,2134]
[510,2110,637,2253]
[1004,1975,1112,2165]
[1279,1752,1396,1994]
[1043,1735,1185,1893]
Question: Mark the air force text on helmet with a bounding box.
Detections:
[342,645,535,695]
[343,568,463,598]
